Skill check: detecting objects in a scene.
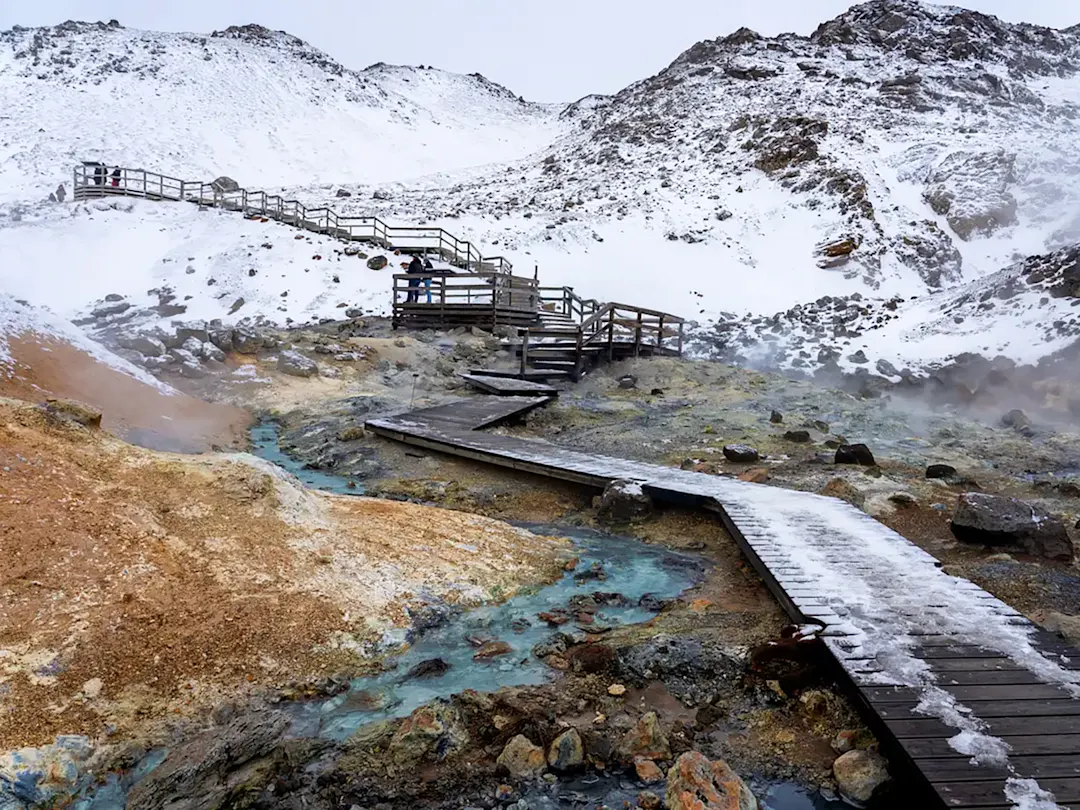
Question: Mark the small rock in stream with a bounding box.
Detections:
[402,658,451,680]
[473,640,513,660]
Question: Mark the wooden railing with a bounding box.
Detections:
[71,165,512,274]
[536,286,602,322]
[390,272,540,328]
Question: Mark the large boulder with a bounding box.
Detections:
[1044,613,1080,647]
[91,300,131,318]
[597,479,653,523]
[951,493,1074,561]
[176,321,210,344]
[547,728,584,771]
[367,255,389,271]
[835,443,876,466]
[119,334,166,358]
[832,749,890,806]
[127,712,288,810]
[387,700,469,767]
[209,329,235,353]
[232,327,265,354]
[616,712,670,763]
[496,734,546,779]
[723,444,760,463]
[277,350,319,378]
[665,751,757,810]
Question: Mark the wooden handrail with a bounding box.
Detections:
[71,164,511,274]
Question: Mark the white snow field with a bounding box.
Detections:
[1,4,1080,373]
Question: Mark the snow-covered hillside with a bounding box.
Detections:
[0,21,564,200]
[3,2,1080,376]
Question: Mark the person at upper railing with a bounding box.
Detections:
[405,255,424,303]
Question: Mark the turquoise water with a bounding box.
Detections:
[249,420,365,495]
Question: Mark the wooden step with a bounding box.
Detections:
[469,367,571,381]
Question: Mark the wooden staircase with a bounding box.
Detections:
[473,288,685,383]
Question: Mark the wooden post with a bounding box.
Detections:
[677,321,684,357]
[634,311,643,358]
[607,308,615,362]
[574,328,584,382]
[519,329,530,378]
[657,315,664,353]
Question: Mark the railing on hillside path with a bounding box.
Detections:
[71,165,512,274]
[391,272,541,329]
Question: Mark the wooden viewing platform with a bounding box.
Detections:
[367,396,1080,810]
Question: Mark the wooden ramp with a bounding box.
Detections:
[459,374,559,397]
[367,396,1080,810]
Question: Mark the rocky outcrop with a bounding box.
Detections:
[616,711,670,763]
[387,700,469,766]
[665,751,757,810]
[210,176,240,193]
[127,712,289,810]
[924,150,1018,241]
[835,443,876,466]
[951,492,1074,561]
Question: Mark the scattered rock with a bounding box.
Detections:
[337,426,366,442]
[926,464,958,480]
[120,335,166,357]
[637,790,663,810]
[617,374,638,389]
[335,188,352,198]
[1043,613,1080,647]
[665,751,757,810]
[616,712,670,763]
[835,443,876,466]
[635,757,664,784]
[232,327,264,354]
[366,255,389,271]
[497,734,546,779]
[819,478,866,509]
[952,493,1074,561]
[769,410,783,423]
[209,329,235,353]
[723,444,760,463]
[738,468,770,484]
[597,479,653,523]
[473,641,513,660]
[607,683,627,696]
[91,300,131,318]
[175,322,210,344]
[783,430,811,443]
[228,297,246,315]
[1001,408,1031,429]
[832,730,857,754]
[833,749,890,805]
[566,643,615,673]
[44,398,102,429]
[403,658,451,680]
[887,492,918,508]
[547,728,584,771]
[387,700,468,766]
[277,350,319,378]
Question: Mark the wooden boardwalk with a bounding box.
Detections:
[367,396,1080,810]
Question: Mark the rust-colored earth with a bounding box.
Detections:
[0,401,569,749]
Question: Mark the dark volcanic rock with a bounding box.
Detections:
[617,634,742,704]
[783,430,812,443]
[926,463,958,480]
[403,658,451,680]
[951,493,1074,561]
[597,479,653,523]
[722,444,760,463]
[835,443,876,466]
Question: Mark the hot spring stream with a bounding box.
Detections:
[65,422,846,810]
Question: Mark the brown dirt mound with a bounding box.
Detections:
[0,402,568,749]
[0,332,250,452]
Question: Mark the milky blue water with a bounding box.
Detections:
[249,420,365,495]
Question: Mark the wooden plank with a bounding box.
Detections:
[936,777,1080,806]
[904,734,1080,758]
[459,374,558,397]
[887,714,1080,739]
[864,684,1074,703]
[877,699,1080,719]
[917,755,1080,781]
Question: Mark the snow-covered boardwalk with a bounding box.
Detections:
[367,396,1080,810]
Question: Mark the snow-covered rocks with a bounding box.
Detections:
[832,749,890,806]
[597,479,653,523]
[277,349,318,378]
[924,150,1018,241]
[951,492,1074,561]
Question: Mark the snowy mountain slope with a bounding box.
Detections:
[315,1,1080,319]
[0,21,565,201]
[691,245,1080,379]
[0,197,404,328]
[3,2,1080,377]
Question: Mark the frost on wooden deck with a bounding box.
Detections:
[369,399,1080,807]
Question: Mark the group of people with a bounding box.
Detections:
[89,164,123,188]
[405,254,437,303]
